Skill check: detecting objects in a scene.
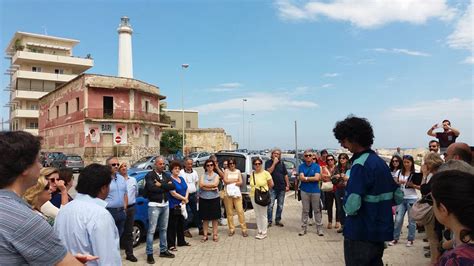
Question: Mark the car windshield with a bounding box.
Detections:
[135,156,152,164]
[189,153,198,158]
[67,156,82,161]
[215,154,246,173]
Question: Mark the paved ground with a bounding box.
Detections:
[121,191,430,266]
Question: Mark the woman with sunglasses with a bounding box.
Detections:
[199,159,221,242]
[50,169,74,209]
[250,158,274,240]
[332,153,351,233]
[223,159,248,237]
[321,154,337,229]
[431,170,474,266]
[39,168,60,218]
[24,175,54,225]
[389,155,403,180]
[389,155,419,247]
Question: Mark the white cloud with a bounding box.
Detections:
[276,0,455,28]
[209,82,243,92]
[384,98,473,120]
[192,92,318,114]
[321,83,333,88]
[323,72,340,77]
[447,1,473,64]
[371,48,431,57]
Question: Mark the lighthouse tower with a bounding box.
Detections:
[117,16,133,78]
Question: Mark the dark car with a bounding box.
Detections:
[50,154,84,172]
[166,154,185,165]
[281,157,302,190]
[43,152,64,167]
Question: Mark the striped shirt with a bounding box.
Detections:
[0,189,67,265]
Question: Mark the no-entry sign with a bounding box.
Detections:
[115,135,122,144]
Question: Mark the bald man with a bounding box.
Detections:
[445,142,472,164]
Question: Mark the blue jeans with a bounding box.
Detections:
[267,189,285,223]
[107,207,126,237]
[146,205,169,254]
[344,239,384,266]
[393,198,417,241]
[185,193,202,231]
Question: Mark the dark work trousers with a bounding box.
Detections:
[121,205,135,256]
[309,203,313,219]
[184,193,202,231]
[167,209,186,248]
[324,191,336,223]
[335,188,346,225]
[344,239,385,266]
[107,207,126,237]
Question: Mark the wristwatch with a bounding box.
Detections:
[305,176,308,181]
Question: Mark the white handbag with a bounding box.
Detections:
[180,203,188,219]
[226,183,241,198]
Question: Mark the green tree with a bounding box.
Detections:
[160,130,183,155]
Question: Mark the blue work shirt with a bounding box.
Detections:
[168,176,188,209]
[298,162,321,193]
[105,173,127,208]
[343,149,401,242]
[54,193,121,266]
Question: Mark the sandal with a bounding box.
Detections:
[213,234,219,242]
[178,242,191,247]
[169,246,177,252]
[200,236,208,243]
[228,231,235,236]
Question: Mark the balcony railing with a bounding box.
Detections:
[85,108,160,122]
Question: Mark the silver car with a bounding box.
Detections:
[189,152,211,166]
[131,156,169,171]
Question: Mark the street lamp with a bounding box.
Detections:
[242,98,247,150]
[249,113,255,150]
[181,63,189,156]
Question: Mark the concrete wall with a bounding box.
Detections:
[166,110,198,129]
[163,127,236,153]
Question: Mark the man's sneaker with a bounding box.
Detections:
[298,229,307,236]
[317,228,324,236]
[184,230,192,238]
[268,221,272,227]
[126,255,137,262]
[258,233,267,240]
[406,241,414,247]
[388,240,398,246]
[218,218,227,226]
[255,233,263,239]
[275,221,284,227]
[159,250,175,258]
[337,227,344,233]
[147,255,155,264]
[423,246,430,251]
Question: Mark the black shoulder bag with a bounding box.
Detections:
[253,172,271,206]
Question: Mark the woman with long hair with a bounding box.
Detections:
[389,155,419,247]
[431,170,474,265]
[321,154,337,229]
[23,176,54,225]
[223,158,247,237]
[389,155,403,179]
[332,153,351,233]
[199,159,221,242]
[39,167,60,218]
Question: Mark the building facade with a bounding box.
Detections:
[163,128,237,154]
[5,31,93,135]
[164,108,198,129]
[39,74,168,164]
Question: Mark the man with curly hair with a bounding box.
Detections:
[333,116,402,266]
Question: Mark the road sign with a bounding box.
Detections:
[115,135,122,144]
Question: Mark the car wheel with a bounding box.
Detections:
[132,222,144,247]
[165,164,170,171]
[195,161,199,167]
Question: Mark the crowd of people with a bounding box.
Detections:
[0,115,473,266]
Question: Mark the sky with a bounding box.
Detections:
[1,0,473,150]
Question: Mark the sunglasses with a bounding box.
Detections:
[254,162,262,166]
[340,157,348,160]
[110,163,120,167]
[327,158,334,161]
[228,162,234,165]
[48,177,59,182]
[392,160,399,163]
[403,155,413,159]
[205,164,214,167]
[304,154,312,157]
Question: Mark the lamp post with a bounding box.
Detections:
[181,63,189,156]
[249,113,255,150]
[242,98,247,150]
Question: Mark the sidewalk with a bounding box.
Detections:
[123,192,429,265]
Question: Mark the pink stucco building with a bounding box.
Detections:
[39,73,168,163]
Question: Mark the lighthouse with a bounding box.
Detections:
[117,16,133,78]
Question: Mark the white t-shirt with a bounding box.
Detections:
[180,169,199,194]
[398,173,419,200]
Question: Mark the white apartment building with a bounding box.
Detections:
[4,32,93,135]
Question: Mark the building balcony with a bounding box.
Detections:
[11,109,39,119]
[11,90,48,100]
[85,108,160,122]
[23,128,39,135]
[13,70,77,83]
[12,51,93,72]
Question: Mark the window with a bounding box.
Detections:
[32,66,42,72]
[76,97,80,111]
[170,120,176,128]
[186,120,191,128]
[145,101,149,113]
[103,96,113,118]
[28,121,38,129]
[54,69,64,74]
[65,102,69,115]
[56,106,59,118]
[47,110,50,121]
[30,104,38,110]
[144,135,149,147]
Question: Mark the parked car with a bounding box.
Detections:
[214,151,269,210]
[128,169,152,247]
[50,154,84,172]
[165,154,185,165]
[189,152,211,166]
[131,156,169,171]
[43,152,64,167]
[281,157,302,190]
